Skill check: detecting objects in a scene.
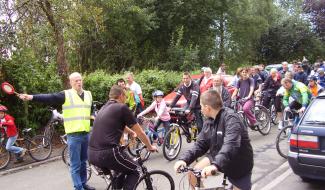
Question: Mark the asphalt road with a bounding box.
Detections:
[0,126,324,190]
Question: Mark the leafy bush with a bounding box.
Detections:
[84,69,182,105]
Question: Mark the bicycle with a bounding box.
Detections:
[259,90,280,125]
[93,145,175,190]
[44,101,103,143]
[0,128,52,170]
[163,107,198,161]
[127,116,166,161]
[43,107,64,143]
[178,166,228,190]
[231,98,271,135]
[60,134,92,181]
[275,109,300,159]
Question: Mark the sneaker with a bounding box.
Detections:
[20,149,27,157]
[278,121,283,130]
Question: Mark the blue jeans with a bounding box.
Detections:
[67,133,89,190]
[6,135,23,154]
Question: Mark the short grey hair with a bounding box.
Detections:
[69,72,82,80]
[282,61,288,66]
[204,67,212,73]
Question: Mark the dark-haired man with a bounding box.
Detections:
[174,89,253,190]
[170,72,203,133]
[88,85,157,190]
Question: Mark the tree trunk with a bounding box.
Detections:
[38,0,70,89]
[219,13,225,64]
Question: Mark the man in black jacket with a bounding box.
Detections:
[174,89,253,190]
[170,72,203,133]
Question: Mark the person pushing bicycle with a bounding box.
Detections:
[0,105,27,163]
[174,89,253,190]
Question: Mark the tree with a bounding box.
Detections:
[303,0,325,39]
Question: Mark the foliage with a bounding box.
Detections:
[303,0,325,39]
[83,69,182,104]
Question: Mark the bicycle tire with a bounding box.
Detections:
[255,105,271,135]
[270,104,279,125]
[127,138,151,161]
[27,135,52,161]
[62,145,70,166]
[135,170,175,190]
[162,124,182,161]
[43,123,55,142]
[276,125,293,159]
[0,145,11,170]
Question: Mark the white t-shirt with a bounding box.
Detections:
[128,81,142,95]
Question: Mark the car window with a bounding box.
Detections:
[302,99,325,124]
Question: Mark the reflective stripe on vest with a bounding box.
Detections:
[62,89,92,134]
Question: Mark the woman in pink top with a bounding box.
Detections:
[199,67,213,93]
[137,90,171,139]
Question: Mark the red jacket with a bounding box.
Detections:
[1,114,18,137]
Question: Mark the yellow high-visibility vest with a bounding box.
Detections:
[62,89,92,134]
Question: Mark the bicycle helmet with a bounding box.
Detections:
[307,76,318,82]
[152,90,164,97]
[0,105,8,112]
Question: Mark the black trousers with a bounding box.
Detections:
[88,146,140,190]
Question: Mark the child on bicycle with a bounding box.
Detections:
[0,105,27,163]
[137,90,171,142]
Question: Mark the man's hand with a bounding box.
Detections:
[18,94,33,101]
[185,109,190,114]
[147,145,158,152]
[174,160,187,173]
[299,107,306,113]
[201,165,218,178]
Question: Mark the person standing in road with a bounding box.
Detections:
[125,72,145,114]
[116,78,136,112]
[170,72,203,133]
[199,67,213,93]
[210,74,231,108]
[18,72,95,190]
[174,89,253,190]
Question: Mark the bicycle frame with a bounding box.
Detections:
[169,110,197,142]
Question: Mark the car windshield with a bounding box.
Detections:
[302,99,325,125]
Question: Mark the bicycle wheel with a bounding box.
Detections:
[27,135,52,161]
[135,170,175,190]
[271,104,279,125]
[0,145,11,170]
[127,138,151,161]
[43,123,55,142]
[62,145,70,166]
[162,124,182,161]
[276,125,292,159]
[255,105,271,135]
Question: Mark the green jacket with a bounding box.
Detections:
[283,81,311,108]
[126,90,136,111]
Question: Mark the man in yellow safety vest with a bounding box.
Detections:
[19,72,95,190]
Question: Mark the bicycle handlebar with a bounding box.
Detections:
[177,166,217,177]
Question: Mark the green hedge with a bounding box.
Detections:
[83,69,183,105]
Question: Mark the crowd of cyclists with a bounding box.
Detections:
[0,57,323,190]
